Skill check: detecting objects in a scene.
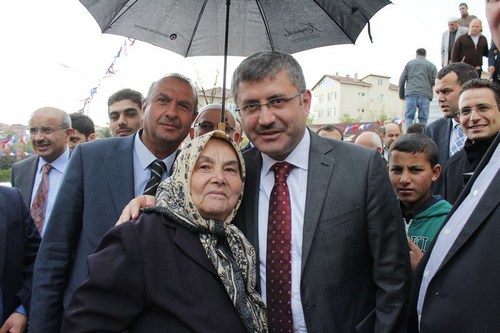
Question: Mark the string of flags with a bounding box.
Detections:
[1,132,28,149]
[0,131,32,156]
[77,38,136,113]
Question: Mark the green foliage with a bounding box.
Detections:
[0,155,18,170]
[340,113,361,124]
[97,127,111,138]
[306,116,314,126]
[0,169,11,183]
[377,111,390,123]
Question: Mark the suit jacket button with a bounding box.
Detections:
[435,292,439,296]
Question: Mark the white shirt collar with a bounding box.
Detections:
[261,129,310,176]
[133,129,176,171]
[37,146,70,173]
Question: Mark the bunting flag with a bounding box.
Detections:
[1,136,12,148]
[79,38,136,113]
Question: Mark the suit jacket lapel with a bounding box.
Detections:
[17,156,38,207]
[106,136,135,218]
[437,135,500,267]
[439,170,500,268]
[301,133,335,272]
[241,148,262,253]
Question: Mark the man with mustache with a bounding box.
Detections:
[29,74,198,332]
[107,88,144,137]
[11,107,73,236]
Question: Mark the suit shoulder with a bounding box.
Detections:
[0,186,21,199]
[445,149,466,167]
[12,155,37,169]
[77,136,133,156]
[0,186,24,210]
[425,118,450,133]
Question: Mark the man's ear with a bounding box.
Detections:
[88,133,97,141]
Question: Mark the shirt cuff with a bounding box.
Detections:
[14,304,27,317]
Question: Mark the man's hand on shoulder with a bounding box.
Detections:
[116,195,157,225]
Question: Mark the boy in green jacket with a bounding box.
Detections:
[388,133,452,270]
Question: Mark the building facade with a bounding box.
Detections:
[311,74,404,125]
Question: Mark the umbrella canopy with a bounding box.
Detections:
[80,0,391,123]
[80,0,391,57]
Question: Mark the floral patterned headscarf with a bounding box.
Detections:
[147,130,267,332]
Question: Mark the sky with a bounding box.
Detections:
[0,0,490,127]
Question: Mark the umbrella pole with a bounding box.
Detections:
[219,0,231,133]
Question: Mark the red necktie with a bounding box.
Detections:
[31,163,52,234]
[267,161,294,332]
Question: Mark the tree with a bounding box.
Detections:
[340,113,360,124]
[97,127,111,138]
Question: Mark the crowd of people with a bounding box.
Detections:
[1,2,499,332]
[398,2,498,130]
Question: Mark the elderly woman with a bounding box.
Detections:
[62,131,267,333]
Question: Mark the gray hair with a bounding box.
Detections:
[146,73,199,113]
[30,107,71,128]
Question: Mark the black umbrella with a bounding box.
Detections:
[80,0,391,127]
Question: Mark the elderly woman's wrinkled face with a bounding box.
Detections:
[191,139,242,221]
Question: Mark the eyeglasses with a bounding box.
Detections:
[194,121,235,134]
[236,90,304,116]
[458,104,499,117]
[27,126,66,135]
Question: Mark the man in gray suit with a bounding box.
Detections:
[29,73,198,332]
[424,62,478,195]
[10,107,73,235]
[232,52,411,332]
[119,53,412,332]
[441,17,468,68]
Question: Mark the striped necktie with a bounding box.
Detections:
[30,163,52,234]
[143,160,166,195]
[450,124,466,156]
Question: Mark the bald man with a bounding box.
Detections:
[11,107,73,236]
[355,131,383,154]
[382,123,401,161]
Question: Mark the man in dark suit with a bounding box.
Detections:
[29,74,198,332]
[441,79,500,204]
[0,186,40,333]
[408,131,499,332]
[424,63,478,194]
[10,107,73,235]
[232,52,411,332]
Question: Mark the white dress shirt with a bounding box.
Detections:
[258,130,310,332]
[417,144,500,325]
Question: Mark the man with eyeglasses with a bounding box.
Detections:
[439,78,500,204]
[408,79,500,332]
[117,52,411,332]
[231,52,410,332]
[11,107,73,235]
[189,103,240,142]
